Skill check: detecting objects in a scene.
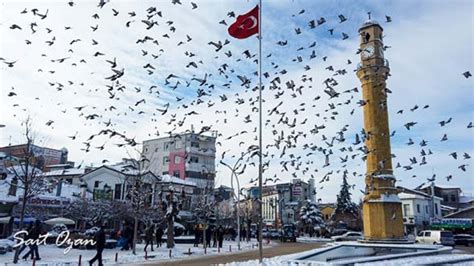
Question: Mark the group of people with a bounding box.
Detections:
[116,222,165,252]
[143,223,164,252]
[13,219,42,263]
[193,225,226,248]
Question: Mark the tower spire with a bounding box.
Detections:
[367,12,371,20]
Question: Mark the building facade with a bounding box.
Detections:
[0,144,68,170]
[398,187,442,235]
[142,132,216,189]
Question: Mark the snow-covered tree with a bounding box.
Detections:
[299,200,324,229]
[334,171,358,215]
[66,198,131,229]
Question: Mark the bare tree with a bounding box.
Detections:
[6,117,55,229]
[121,156,156,254]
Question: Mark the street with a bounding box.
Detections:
[455,245,474,254]
[139,242,327,266]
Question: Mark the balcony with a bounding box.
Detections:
[356,59,389,71]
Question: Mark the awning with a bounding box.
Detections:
[44,217,75,225]
[0,216,11,224]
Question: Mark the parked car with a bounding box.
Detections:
[331,228,348,237]
[280,224,297,242]
[269,229,281,239]
[454,234,474,246]
[262,229,270,239]
[416,230,455,246]
[331,231,364,242]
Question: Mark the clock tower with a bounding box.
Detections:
[356,19,405,241]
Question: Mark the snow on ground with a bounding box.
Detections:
[355,254,474,266]
[296,237,333,243]
[222,242,474,266]
[0,239,268,265]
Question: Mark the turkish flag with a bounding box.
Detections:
[228,6,259,39]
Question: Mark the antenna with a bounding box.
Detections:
[367,12,371,20]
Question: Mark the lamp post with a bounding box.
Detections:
[220,151,250,251]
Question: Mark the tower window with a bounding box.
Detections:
[364,32,370,43]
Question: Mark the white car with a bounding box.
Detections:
[331,231,364,242]
[416,230,455,246]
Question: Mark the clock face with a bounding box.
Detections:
[361,45,375,59]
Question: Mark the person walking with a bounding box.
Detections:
[193,224,200,247]
[212,227,217,248]
[13,222,32,263]
[22,220,41,261]
[217,225,224,248]
[89,225,106,266]
[144,224,154,252]
[205,225,211,248]
[155,225,163,248]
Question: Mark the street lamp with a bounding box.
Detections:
[220,150,250,251]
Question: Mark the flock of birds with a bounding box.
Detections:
[1,0,472,198]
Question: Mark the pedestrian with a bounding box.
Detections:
[155,225,163,248]
[89,224,106,266]
[212,227,217,248]
[144,223,154,252]
[120,223,129,251]
[205,226,212,248]
[217,225,224,248]
[13,222,32,263]
[193,224,200,247]
[22,219,41,261]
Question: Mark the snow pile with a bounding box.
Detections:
[297,237,333,243]
[355,254,474,265]
[368,193,401,203]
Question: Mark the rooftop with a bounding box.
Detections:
[161,174,196,187]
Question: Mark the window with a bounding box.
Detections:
[8,177,17,196]
[403,204,410,216]
[174,156,181,164]
[114,184,122,200]
[416,204,420,213]
[189,156,199,163]
[425,232,431,237]
[450,195,456,202]
[425,205,429,214]
[164,142,171,151]
[443,195,448,202]
[173,170,180,177]
[94,181,100,188]
[163,156,169,164]
[162,171,168,175]
[191,141,200,148]
[435,203,438,215]
[175,140,183,149]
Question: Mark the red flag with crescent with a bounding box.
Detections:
[228,5,259,39]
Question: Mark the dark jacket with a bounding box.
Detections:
[145,226,154,241]
[95,228,106,249]
[155,227,163,238]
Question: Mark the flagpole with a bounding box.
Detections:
[257,0,263,263]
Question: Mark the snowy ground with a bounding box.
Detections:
[0,239,267,265]
[222,242,474,266]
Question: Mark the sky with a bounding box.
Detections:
[0,0,472,203]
